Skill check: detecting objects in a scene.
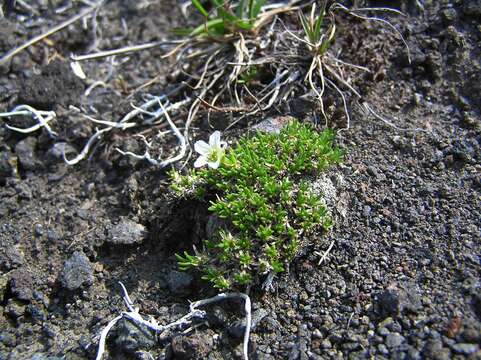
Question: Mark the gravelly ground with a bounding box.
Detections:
[0,1,480,359]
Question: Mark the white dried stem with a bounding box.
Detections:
[95,282,252,360]
[116,100,186,167]
[331,3,411,63]
[81,113,137,130]
[0,104,57,136]
[64,127,112,165]
[327,54,371,73]
[72,40,181,62]
[362,102,426,132]
[315,240,335,265]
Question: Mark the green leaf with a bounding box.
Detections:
[249,0,266,19]
[191,0,209,18]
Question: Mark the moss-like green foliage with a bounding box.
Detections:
[171,121,342,290]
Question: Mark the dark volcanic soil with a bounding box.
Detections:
[0,1,480,360]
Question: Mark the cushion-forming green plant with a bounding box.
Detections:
[171,120,342,290]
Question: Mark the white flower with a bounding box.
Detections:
[194,131,227,169]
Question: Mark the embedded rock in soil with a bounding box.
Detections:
[385,333,405,349]
[373,283,422,319]
[471,293,481,319]
[373,289,401,318]
[166,270,193,294]
[0,148,18,180]
[0,19,18,73]
[252,116,293,134]
[15,137,40,171]
[114,318,156,354]
[9,268,34,301]
[0,19,17,52]
[59,251,94,291]
[228,308,269,338]
[45,142,77,165]
[206,305,229,328]
[423,340,451,360]
[450,343,479,355]
[0,245,24,271]
[170,332,214,360]
[17,60,84,109]
[107,218,146,245]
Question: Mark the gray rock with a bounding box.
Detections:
[15,182,33,199]
[59,251,94,291]
[0,149,18,179]
[252,116,293,134]
[15,137,39,171]
[312,329,322,339]
[374,290,401,318]
[206,305,228,327]
[378,327,390,337]
[0,332,16,347]
[46,142,77,164]
[167,270,193,294]
[171,332,214,360]
[5,299,26,319]
[461,327,481,343]
[228,308,269,338]
[26,304,46,323]
[385,333,405,349]
[1,246,24,270]
[377,344,389,355]
[450,343,479,355]
[423,340,451,360]
[440,8,457,23]
[108,218,146,245]
[373,283,422,319]
[114,318,156,353]
[9,269,34,301]
[462,0,481,17]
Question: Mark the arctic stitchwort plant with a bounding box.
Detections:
[172,120,342,290]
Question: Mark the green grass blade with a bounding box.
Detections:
[191,0,209,18]
[299,12,313,41]
[237,0,246,18]
[250,0,266,19]
[313,14,322,41]
[190,18,226,36]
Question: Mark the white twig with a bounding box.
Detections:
[363,102,427,132]
[81,113,137,130]
[71,40,181,62]
[63,127,112,165]
[0,104,57,136]
[315,240,335,265]
[116,100,187,167]
[331,3,411,63]
[95,282,252,360]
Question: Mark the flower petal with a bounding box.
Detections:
[194,156,208,168]
[194,140,210,155]
[208,158,221,169]
[209,131,221,146]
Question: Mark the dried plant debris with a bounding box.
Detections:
[1,1,411,167]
